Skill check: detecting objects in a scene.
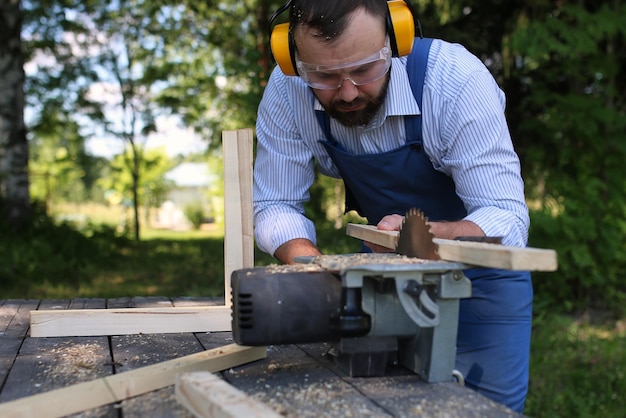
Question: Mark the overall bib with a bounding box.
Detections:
[315,39,533,413]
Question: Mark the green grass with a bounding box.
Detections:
[2,230,225,299]
[1,210,623,417]
[0,207,359,300]
[526,312,625,418]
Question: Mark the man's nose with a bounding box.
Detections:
[338,78,359,102]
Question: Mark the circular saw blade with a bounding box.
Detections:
[395,208,441,260]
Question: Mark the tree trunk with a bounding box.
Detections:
[0,0,31,229]
[132,153,140,241]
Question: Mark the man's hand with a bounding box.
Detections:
[363,214,486,253]
[362,214,404,252]
[274,238,323,264]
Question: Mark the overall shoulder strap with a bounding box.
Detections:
[405,38,434,145]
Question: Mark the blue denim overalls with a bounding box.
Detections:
[315,38,533,413]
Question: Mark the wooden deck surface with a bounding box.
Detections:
[0,297,523,417]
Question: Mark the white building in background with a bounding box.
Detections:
[156,162,217,229]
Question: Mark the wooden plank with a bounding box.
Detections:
[432,237,558,271]
[30,305,231,337]
[176,372,281,418]
[0,344,266,418]
[346,223,558,271]
[346,224,398,249]
[223,128,255,307]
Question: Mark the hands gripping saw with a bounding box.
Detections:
[231,209,558,382]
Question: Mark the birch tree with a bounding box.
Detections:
[0,0,30,229]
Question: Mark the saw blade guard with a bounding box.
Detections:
[395,275,440,327]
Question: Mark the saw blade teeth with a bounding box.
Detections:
[395,208,441,260]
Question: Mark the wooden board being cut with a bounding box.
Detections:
[346,223,558,271]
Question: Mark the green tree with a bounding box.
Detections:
[98,146,173,232]
[28,106,107,207]
[152,0,284,146]
[508,1,626,310]
[21,0,284,236]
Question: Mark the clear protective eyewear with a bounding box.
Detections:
[296,38,392,90]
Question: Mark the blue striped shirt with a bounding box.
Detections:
[254,39,529,256]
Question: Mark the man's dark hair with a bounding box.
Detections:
[290,0,388,41]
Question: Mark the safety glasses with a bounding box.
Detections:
[295,38,392,90]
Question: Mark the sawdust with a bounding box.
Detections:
[249,380,385,417]
[32,341,114,418]
[42,341,105,383]
[310,253,429,271]
[259,263,326,274]
[261,253,431,274]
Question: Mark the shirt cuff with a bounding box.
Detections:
[254,209,317,256]
[464,207,529,247]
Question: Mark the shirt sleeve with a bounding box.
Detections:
[429,65,529,247]
[253,68,318,256]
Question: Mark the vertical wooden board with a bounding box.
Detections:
[223,128,255,307]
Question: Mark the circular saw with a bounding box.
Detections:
[395,208,441,260]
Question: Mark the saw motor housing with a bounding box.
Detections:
[231,254,471,382]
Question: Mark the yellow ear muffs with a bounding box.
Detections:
[270,22,298,76]
[386,0,416,57]
[269,0,417,75]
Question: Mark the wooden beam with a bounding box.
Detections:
[223,129,255,307]
[30,306,230,337]
[0,344,266,418]
[346,223,558,271]
[176,372,281,418]
[346,224,397,249]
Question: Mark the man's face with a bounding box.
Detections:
[293,9,390,127]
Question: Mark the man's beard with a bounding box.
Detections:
[318,74,390,127]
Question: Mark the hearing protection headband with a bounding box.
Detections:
[269,0,420,76]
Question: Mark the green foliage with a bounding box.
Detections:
[0,201,129,295]
[149,0,281,147]
[509,2,626,313]
[183,203,206,230]
[98,147,174,209]
[530,206,626,313]
[527,312,626,418]
[0,204,225,299]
